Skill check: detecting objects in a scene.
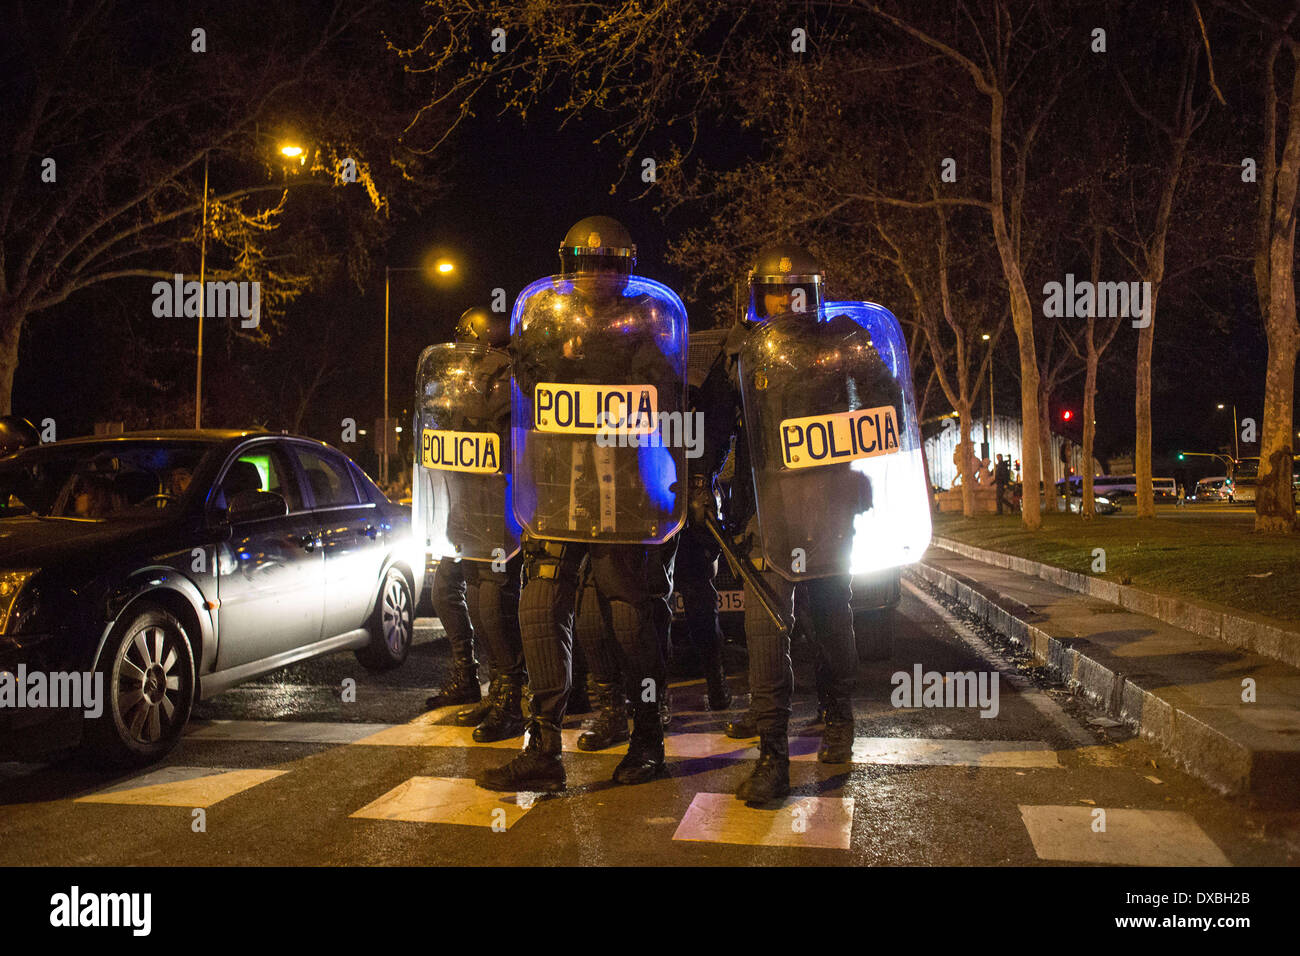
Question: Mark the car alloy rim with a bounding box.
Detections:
[382,577,411,654]
[116,625,184,745]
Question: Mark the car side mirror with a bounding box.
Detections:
[225,489,288,524]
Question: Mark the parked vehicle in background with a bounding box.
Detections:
[1193,476,1233,502]
[0,430,421,766]
[1231,457,1258,504]
[1053,477,1121,514]
[1089,474,1175,503]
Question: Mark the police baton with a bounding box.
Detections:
[701,513,792,636]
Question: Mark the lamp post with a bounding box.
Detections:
[1217,403,1239,461]
[982,333,993,460]
[194,139,305,429]
[195,153,209,429]
[382,260,456,485]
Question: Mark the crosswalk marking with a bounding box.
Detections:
[1018,805,1231,866]
[673,793,854,850]
[188,717,1061,768]
[187,719,394,744]
[350,775,534,829]
[74,766,286,808]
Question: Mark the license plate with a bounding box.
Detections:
[671,590,744,614]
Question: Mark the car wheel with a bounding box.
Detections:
[82,604,196,768]
[854,606,896,661]
[356,568,413,671]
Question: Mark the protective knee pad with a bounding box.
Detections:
[574,586,620,682]
[607,598,665,702]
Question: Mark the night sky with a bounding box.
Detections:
[5,1,1288,487]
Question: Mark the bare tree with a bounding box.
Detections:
[0,0,440,414]
[1238,3,1300,532]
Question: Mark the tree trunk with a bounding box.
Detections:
[1038,386,1054,509]
[1256,323,1298,531]
[986,91,1042,529]
[0,302,22,417]
[1134,314,1155,519]
[957,405,975,517]
[1081,349,1099,519]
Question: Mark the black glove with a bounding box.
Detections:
[688,473,716,527]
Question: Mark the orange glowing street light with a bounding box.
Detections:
[436,260,455,274]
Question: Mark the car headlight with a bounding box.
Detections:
[0,569,36,635]
[1096,497,1110,506]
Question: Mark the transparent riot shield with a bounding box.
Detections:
[412,342,520,562]
[510,273,687,544]
[737,300,931,580]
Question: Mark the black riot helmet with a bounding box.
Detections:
[0,416,39,457]
[745,244,825,326]
[558,216,637,276]
[454,306,509,348]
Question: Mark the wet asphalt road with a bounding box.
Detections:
[1,580,1297,866]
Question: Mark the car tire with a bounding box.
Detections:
[854,606,896,661]
[82,603,196,768]
[356,568,413,671]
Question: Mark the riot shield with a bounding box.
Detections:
[510,273,687,544]
[412,342,520,562]
[737,300,931,580]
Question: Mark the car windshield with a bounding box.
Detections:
[0,441,211,519]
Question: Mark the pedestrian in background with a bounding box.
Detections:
[994,454,1011,514]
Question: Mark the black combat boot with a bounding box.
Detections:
[612,704,667,784]
[704,661,732,710]
[475,720,565,792]
[473,674,526,743]
[453,672,496,725]
[736,732,790,806]
[818,700,855,764]
[425,662,480,710]
[567,674,592,715]
[576,680,630,751]
[453,696,493,726]
[725,709,758,739]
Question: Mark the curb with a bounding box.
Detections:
[933,536,1300,670]
[907,558,1300,806]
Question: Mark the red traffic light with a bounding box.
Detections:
[1062,409,1073,421]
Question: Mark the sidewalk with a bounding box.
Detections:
[911,544,1300,807]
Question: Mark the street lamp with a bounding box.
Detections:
[194,138,305,428]
[1216,403,1239,461]
[382,257,457,485]
[981,333,994,460]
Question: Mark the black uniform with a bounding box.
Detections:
[694,322,858,739]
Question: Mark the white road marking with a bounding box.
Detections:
[351,775,534,829]
[1019,804,1231,866]
[673,792,854,850]
[75,766,286,808]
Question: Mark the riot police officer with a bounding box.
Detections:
[418,308,527,742]
[476,216,686,793]
[694,245,859,806]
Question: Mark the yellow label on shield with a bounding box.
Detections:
[421,429,501,474]
[779,405,900,469]
[534,382,659,434]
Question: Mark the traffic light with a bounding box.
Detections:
[1062,409,1073,421]
[1177,452,1185,461]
